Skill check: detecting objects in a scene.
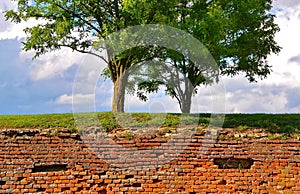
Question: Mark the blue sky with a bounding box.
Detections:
[1,1,300,115]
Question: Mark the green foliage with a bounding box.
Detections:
[218,134,228,141]
[222,114,300,133]
[268,123,280,133]
[125,131,133,140]
[5,0,281,113]
[236,125,249,132]
[0,113,76,131]
[282,125,298,133]
[125,0,281,113]
[238,163,242,170]
[267,134,289,140]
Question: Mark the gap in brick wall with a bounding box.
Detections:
[17,177,23,181]
[152,178,161,184]
[61,187,70,192]
[99,171,106,175]
[213,158,254,169]
[259,180,267,186]
[0,181,6,185]
[32,164,68,172]
[3,129,40,137]
[219,179,227,185]
[132,183,142,187]
[124,183,142,187]
[124,174,134,179]
[99,190,107,194]
[36,188,46,192]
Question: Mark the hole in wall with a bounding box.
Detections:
[17,177,23,181]
[99,171,106,176]
[259,180,267,186]
[219,179,227,185]
[124,183,141,187]
[36,188,46,192]
[3,129,40,137]
[132,183,141,187]
[152,179,161,184]
[32,164,68,172]
[99,189,107,194]
[61,187,70,192]
[0,181,6,185]
[124,174,134,179]
[213,158,254,169]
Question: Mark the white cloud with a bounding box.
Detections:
[225,87,288,113]
[0,1,43,40]
[221,73,300,113]
[273,0,300,10]
[55,93,94,105]
[0,11,11,32]
[0,0,16,33]
[0,0,17,10]
[264,4,300,86]
[21,48,86,80]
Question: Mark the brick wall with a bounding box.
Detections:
[1,129,300,193]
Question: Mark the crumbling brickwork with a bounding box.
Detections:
[1,129,300,193]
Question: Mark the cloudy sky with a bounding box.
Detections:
[0,1,300,115]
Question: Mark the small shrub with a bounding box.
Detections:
[218,134,228,141]
[238,163,242,170]
[236,125,248,132]
[234,136,242,141]
[267,134,288,140]
[100,120,119,132]
[125,131,133,140]
[68,126,77,133]
[199,118,209,126]
[268,123,280,133]
[281,125,296,133]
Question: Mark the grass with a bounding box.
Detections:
[0,113,76,132]
[0,113,299,134]
[222,114,300,133]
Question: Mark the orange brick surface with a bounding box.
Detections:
[0,132,300,193]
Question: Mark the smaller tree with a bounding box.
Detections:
[126,0,281,113]
[126,48,216,114]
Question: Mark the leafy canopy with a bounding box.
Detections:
[5,0,281,113]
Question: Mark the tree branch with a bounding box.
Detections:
[53,2,102,35]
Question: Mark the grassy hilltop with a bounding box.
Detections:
[0,113,299,136]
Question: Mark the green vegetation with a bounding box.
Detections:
[125,131,134,140]
[0,113,76,132]
[0,113,300,135]
[222,114,300,133]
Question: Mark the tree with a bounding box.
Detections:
[5,0,175,112]
[126,0,281,113]
[5,0,281,113]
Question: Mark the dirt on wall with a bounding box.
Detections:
[0,128,300,193]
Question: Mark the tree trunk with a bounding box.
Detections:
[112,74,128,112]
[179,78,194,114]
[180,92,192,114]
[108,53,130,113]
